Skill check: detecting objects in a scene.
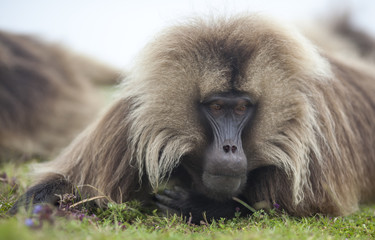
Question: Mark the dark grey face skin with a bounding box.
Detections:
[199,93,254,200]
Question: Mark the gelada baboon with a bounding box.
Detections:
[0,30,119,162]
[11,14,375,222]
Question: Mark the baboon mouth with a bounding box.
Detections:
[202,172,246,199]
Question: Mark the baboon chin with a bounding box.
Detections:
[10,14,375,223]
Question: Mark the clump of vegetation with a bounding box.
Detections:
[1,162,375,240]
[0,171,20,215]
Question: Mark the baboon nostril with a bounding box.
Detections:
[231,145,237,153]
[223,145,237,153]
[223,145,230,153]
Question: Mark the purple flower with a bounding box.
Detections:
[24,218,34,227]
[273,203,280,209]
[79,214,85,221]
[33,205,43,214]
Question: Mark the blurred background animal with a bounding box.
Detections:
[0,30,119,162]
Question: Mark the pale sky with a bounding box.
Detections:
[0,0,374,68]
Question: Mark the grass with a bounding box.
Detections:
[1,161,375,240]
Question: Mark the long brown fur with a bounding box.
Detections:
[32,14,375,217]
[0,30,119,161]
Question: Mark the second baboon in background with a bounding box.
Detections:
[0,30,119,162]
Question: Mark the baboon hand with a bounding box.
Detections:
[155,186,189,217]
[154,186,247,223]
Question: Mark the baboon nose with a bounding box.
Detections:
[223,145,237,153]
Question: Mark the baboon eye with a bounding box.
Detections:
[210,103,222,111]
[208,103,223,115]
[235,105,247,115]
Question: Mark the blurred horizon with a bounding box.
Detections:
[1,0,374,68]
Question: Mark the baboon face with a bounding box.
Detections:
[141,21,289,201]
[196,92,255,200]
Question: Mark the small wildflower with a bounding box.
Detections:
[24,218,34,227]
[117,221,127,230]
[235,207,240,212]
[273,203,280,209]
[33,205,43,214]
[78,213,85,221]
